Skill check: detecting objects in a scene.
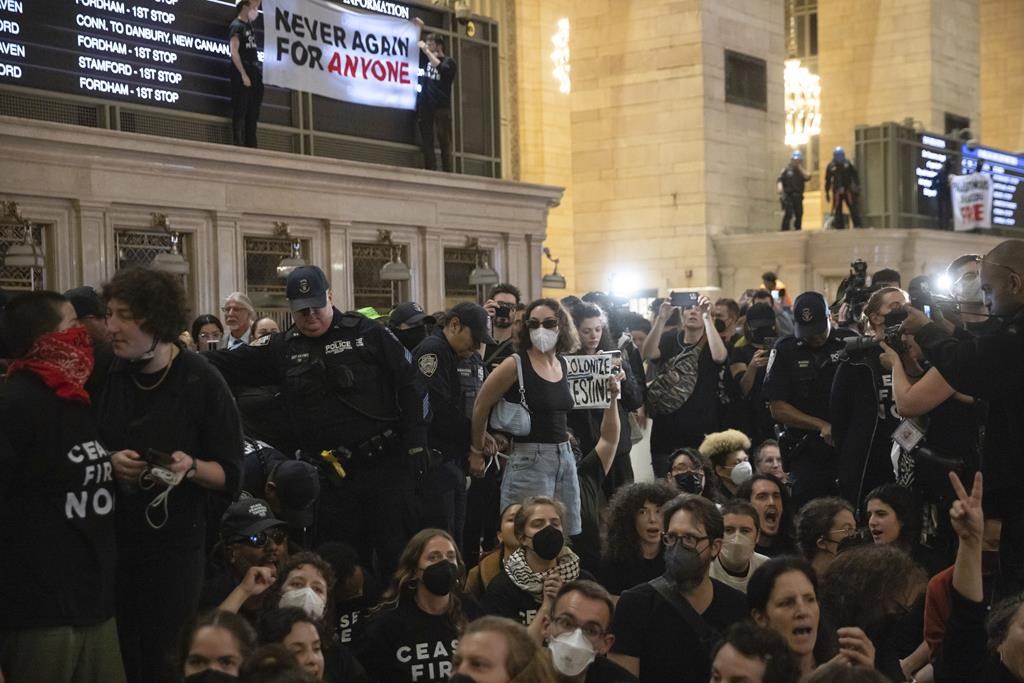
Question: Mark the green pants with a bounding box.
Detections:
[0,618,126,683]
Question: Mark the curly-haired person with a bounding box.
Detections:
[699,429,753,499]
[597,481,678,595]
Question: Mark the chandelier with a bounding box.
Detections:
[784,58,821,147]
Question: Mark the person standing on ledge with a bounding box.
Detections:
[413,17,457,172]
[228,0,263,148]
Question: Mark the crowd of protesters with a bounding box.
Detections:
[2,239,1024,683]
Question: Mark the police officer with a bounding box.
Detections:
[763,292,848,510]
[824,146,862,229]
[413,302,494,540]
[777,150,810,231]
[205,265,428,581]
[902,239,1024,596]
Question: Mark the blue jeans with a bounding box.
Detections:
[500,441,582,535]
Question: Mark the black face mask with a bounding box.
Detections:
[836,529,872,554]
[664,543,707,591]
[421,560,458,596]
[713,318,727,334]
[391,326,426,351]
[184,671,238,683]
[528,524,565,561]
[674,472,703,494]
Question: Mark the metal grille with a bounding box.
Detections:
[244,236,310,312]
[352,242,408,313]
[120,110,232,145]
[312,135,420,167]
[444,246,488,307]
[0,90,101,128]
[114,229,194,309]
[0,224,46,291]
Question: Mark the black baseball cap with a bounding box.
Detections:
[64,286,104,318]
[745,302,776,328]
[389,301,436,328]
[449,302,496,345]
[220,498,287,539]
[792,292,830,339]
[286,265,330,312]
[269,460,320,530]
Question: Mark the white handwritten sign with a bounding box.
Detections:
[565,351,619,410]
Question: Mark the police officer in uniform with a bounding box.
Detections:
[412,302,494,541]
[824,146,862,229]
[205,265,428,581]
[763,292,848,510]
[778,150,810,231]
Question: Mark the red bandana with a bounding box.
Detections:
[7,326,95,404]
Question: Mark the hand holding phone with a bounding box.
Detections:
[144,448,174,468]
[670,291,700,309]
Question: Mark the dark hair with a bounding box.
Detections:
[102,267,188,343]
[762,272,778,285]
[820,545,926,631]
[737,474,794,542]
[802,662,891,683]
[425,32,445,52]
[796,497,854,560]
[667,448,723,502]
[0,290,68,357]
[490,283,522,304]
[751,289,773,303]
[239,643,316,683]
[602,482,677,564]
[516,298,580,354]
[627,314,651,334]
[551,580,614,628]
[257,607,327,648]
[190,314,223,345]
[865,483,920,550]
[986,592,1024,652]
[178,609,257,674]
[719,500,761,533]
[263,552,337,628]
[236,1,253,14]
[571,302,614,352]
[315,540,362,584]
[709,622,801,683]
[871,268,902,286]
[661,494,724,541]
[514,496,567,539]
[748,557,836,665]
[714,298,740,321]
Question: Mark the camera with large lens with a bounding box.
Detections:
[842,308,908,357]
[832,259,876,324]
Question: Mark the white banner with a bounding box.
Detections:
[565,352,620,410]
[950,172,993,231]
[263,0,420,110]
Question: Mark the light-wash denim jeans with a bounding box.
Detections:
[500,440,582,535]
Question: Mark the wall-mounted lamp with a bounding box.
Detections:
[273,222,306,279]
[1,202,44,290]
[378,229,411,282]
[466,236,499,286]
[541,247,566,289]
[149,213,190,275]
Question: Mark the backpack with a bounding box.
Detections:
[645,343,701,417]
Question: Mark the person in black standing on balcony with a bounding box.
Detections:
[228,0,263,148]
[413,18,457,172]
[778,150,810,231]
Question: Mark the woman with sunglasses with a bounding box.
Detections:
[470,298,583,536]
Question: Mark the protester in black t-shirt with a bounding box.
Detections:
[598,482,676,595]
[228,1,263,148]
[737,474,798,559]
[317,540,381,649]
[357,529,482,682]
[258,606,369,683]
[609,495,747,682]
[178,609,256,680]
[0,292,124,682]
[413,18,457,171]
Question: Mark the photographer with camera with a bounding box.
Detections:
[763,292,849,510]
[730,303,778,445]
[829,287,906,508]
[483,283,522,372]
[901,239,1024,595]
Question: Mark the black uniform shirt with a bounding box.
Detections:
[778,165,807,194]
[413,330,470,458]
[762,331,847,425]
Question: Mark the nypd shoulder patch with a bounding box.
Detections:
[418,353,439,377]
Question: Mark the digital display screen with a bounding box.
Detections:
[0,0,276,117]
[961,144,1023,228]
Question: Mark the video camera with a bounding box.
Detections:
[832,259,875,325]
[841,308,908,357]
[906,276,959,319]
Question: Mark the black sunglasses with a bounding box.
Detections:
[526,318,558,330]
[230,527,287,548]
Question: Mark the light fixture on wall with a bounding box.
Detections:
[378,229,411,282]
[541,247,566,289]
[466,236,499,286]
[149,213,190,275]
[1,201,45,290]
[274,222,306,279]
[550,18,571,94]
[784,58,821,147]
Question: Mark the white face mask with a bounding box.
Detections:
[548,628,595,676]
[718,532,756,572]
[530,327,558,353]
[279,587,325,619]
[730,461,753,486]
[953,276,984,304]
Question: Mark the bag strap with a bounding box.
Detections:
[512,353,530,413]
[648,576,719,653]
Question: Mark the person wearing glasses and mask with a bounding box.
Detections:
[608,494,746,682]
[538,580,638,683]
[901,239,1024,595]
[795,497,858,579]
[469,299,583,537]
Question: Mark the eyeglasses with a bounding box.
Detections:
[526,318,558,330]
[983,260,1024,278]
[552,614,606,640]
[230,527,287,547]
[222,305,248,314]
[662,532,709,549]
[198,332,222,340]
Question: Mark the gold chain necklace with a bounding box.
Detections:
[131,345,178,392]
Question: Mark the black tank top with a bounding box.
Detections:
[504,353,573,443]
